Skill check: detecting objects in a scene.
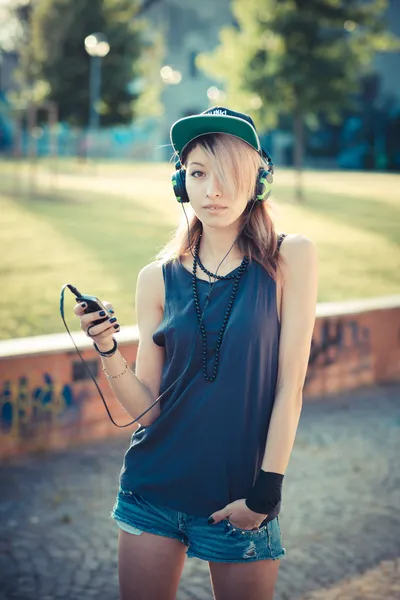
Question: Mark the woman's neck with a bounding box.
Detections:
[197,225,244,273]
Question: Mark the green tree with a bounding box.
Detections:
[15,0,164,126]
[198,0,400,201]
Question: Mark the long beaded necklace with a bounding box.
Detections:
[192,235,250,382]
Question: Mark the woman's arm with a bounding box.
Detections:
[260,234,318,474]
[100,261,165,427]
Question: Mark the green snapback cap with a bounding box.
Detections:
[170,106,262,158]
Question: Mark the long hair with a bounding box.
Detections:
[155,132,284,280]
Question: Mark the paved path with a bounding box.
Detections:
[0,383,399,600]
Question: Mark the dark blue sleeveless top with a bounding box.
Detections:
[119,235,285,523]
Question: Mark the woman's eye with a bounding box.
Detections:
[190,170,204,178]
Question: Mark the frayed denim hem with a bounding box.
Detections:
[111,511,189,547]
[186,546,287,563]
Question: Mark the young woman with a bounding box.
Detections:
[74,107,318,600]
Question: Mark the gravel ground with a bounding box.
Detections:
[0,382,399,600]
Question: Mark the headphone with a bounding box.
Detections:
[171,147,274,204]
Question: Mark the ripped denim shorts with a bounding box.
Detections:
[110,486,287,563]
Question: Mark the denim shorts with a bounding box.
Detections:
[110,486,287,563]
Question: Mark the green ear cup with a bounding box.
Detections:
[171,168,190,203]
[255,168,273,202]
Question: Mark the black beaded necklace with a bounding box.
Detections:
[192,235,250,382]
[195,251,240,281]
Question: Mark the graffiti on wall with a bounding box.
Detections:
[0,373,90,439]
[305,318,372,387]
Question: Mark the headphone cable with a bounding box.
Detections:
[60,192,259,428]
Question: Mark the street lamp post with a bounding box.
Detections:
[84,33,110,131]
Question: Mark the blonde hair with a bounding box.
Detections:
[156,132,283,280]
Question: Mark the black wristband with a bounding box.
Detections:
[245,470,284,515]
[93,337,118,357]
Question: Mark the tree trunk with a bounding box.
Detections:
[293,111,304,202]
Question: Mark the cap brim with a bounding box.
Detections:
[170,114,260,157]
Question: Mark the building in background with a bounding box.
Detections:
[0,0,399,166]
[144,0,233,160]
[146,0,400,166]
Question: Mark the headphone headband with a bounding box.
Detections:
[261,147,274,168]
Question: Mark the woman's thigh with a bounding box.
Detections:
[208,558,281,600]
[118,528,187,600]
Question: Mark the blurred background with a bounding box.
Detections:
[0,2,400,599]
[0,0,399,340]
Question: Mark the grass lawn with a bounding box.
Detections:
[0,159,399,341]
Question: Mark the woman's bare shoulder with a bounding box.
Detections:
[279,232,315,249]
[278,233,316,264]
[138,259,164,282]
[276,233,316,283]
[137,260,168,310]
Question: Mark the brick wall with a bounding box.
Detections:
[0,296,399,460]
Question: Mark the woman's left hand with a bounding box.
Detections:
[208,498,268,530]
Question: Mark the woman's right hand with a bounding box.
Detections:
[73,300,120,352]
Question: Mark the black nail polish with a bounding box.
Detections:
[207,517,214,524]
[99,311,106,316]
[113,323,119,329]
[109,317,117,323]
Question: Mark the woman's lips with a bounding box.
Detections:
[203,204,227,211]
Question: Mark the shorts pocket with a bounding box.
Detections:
[223,518,268,536]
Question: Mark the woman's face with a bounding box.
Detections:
[184,145,249,229]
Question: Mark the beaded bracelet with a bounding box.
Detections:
[102,357,129,379]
